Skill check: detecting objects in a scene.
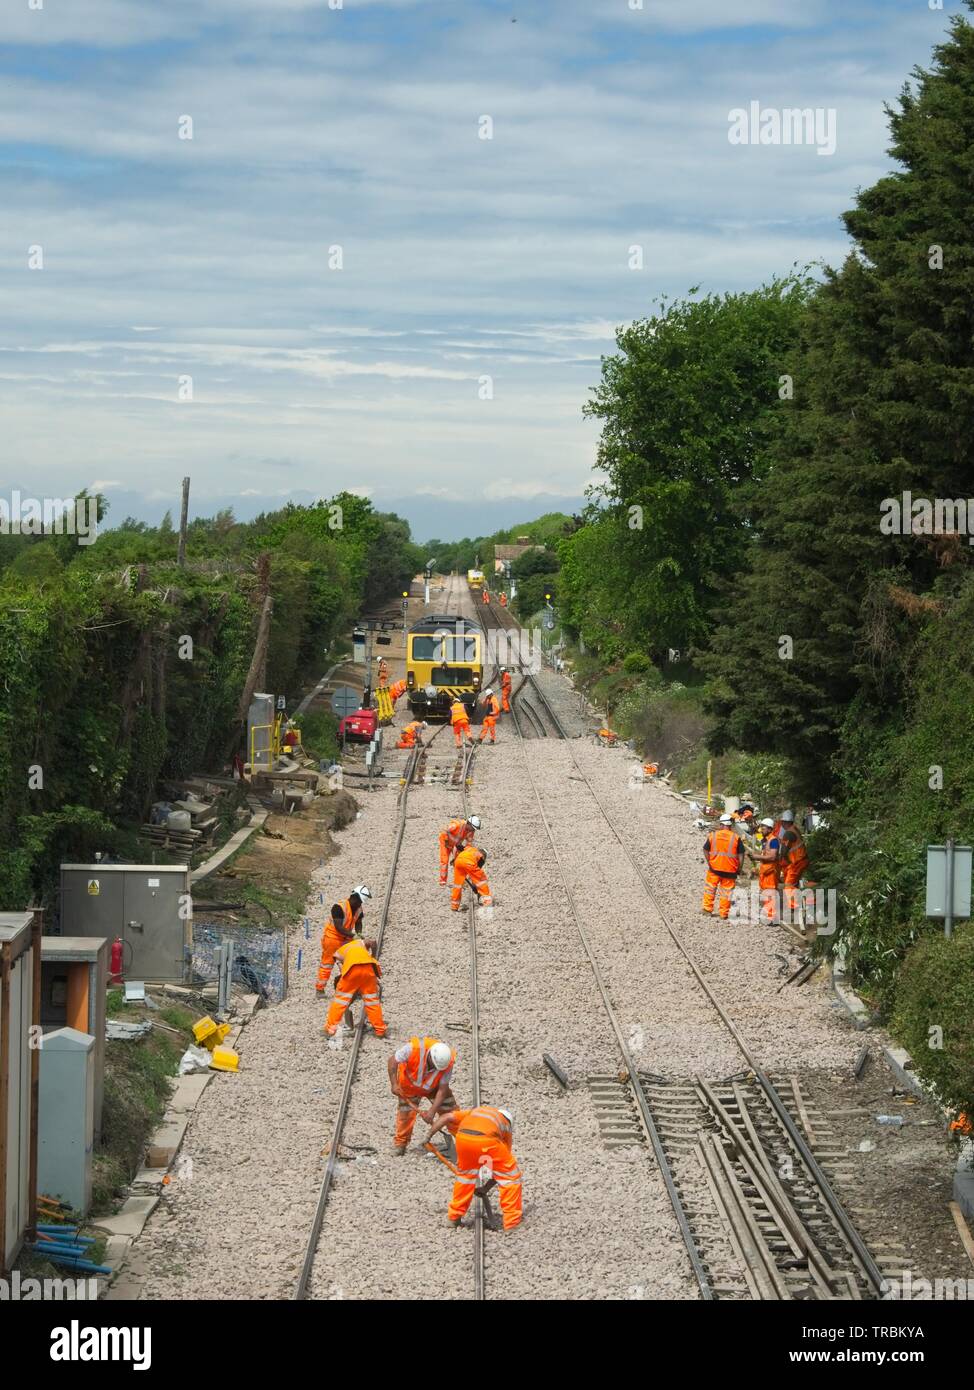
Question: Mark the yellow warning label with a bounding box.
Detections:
[87,879,100,896]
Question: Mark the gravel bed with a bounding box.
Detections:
[137,779,404,1300]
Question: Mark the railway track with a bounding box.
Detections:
[295,573,489,1301]
[488,604,885,1301]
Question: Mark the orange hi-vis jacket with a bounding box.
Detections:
[455,1105,513,1146]
[444,818,474,851]
[705,827,743,876]
[454,845,486,875]
[483,693,500,717]
[776,824,809,872]
[398,1036,456,1097]
[450,700,469,726]
[334,937,381,981]
[501,672,512,692]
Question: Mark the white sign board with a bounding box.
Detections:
[925,844,972,919]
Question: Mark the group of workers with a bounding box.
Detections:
[315,851,519,1231]
[393,669,513,751]
[702,809,809,922]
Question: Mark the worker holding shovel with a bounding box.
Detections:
[426,1103,522,1231]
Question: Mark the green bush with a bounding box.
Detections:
[622,652,651,674]
[892,922,974,1116]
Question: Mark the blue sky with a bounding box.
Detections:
[0,0,962,539]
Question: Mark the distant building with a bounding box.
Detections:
[493,539,542,573]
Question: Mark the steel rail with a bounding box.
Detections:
[506,626,885,1299]
[506,686,715,1298]
[294,577,462,1300]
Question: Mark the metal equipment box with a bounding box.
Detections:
[60,864,192,983]
[40,936,108,1141]
[0,911,40,1273]
[37,1028,95,1218]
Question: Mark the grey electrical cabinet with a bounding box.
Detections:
[37,1028,94,1217]
[60,864,193,983]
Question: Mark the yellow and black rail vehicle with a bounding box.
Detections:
[406,613,485,718]
[466,567,485,591]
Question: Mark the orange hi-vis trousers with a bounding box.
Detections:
[501,686,511,713]
[317,922,353,991]
[451,863,492,911]
[702,870,737,920]
[394,1085,457,1148]
[439,832,467,883]
[782,856,807,911]
[324,964,386,1037]
[758,863,780,920]
[448,1132,522,1230]
[452,719,470,747]
[478,714,497,744]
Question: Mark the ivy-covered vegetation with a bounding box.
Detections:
[0,492,421,908]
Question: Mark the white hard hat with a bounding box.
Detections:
[429,1042,452,1070]
[719,814,733,825]
[760,818,775,829]
[468,815,481,830]
[420,721,429,728]
[498,1106,514,1125]
[781,809,795,823]
[484,688,493,696]
[353,884,372,900]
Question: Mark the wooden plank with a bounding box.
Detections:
[949,1201,974,1269]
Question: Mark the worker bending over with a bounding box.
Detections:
[775,810,809,912]
[701,815,743,920]
[500,668,512,713]
[427,1104,522,1231]
[450,697,471,747]
[397,719,427,749]
[439,814,481,885]
[317,885,372,992]
[389,1036,457,1154]
[388,678,408,703]
[451,845,492,912]
[478,688,500,744]
[750,818,781,921]
[324,937,386,1037]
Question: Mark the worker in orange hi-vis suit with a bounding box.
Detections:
[750,818,781,921]
[388,678,408,703]
[478,688,501,744]
[701,816,743,920]
[450,697,471,747]
[439,815,481,885]
[377,658,389,688]
[388,1037,457,1153]
[396,719,427,750]
[427,1104,522,1231]
[499,592,507,608]
[316,886,371,992]
[775,810,809,912]
[482,588,490,604]
[324,937,386,1037]
[451,845,492,912]
[500,668,512,713]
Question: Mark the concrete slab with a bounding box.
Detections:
[168,1073,212,1113]
[102,1234,133,1270]
[151,1116,188,1153]
[884,1045,928,1099]
[132,1167,167,1189]
[831,969,872,1029]
[93,1195,158,1238]
[954,1167,974,1227]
